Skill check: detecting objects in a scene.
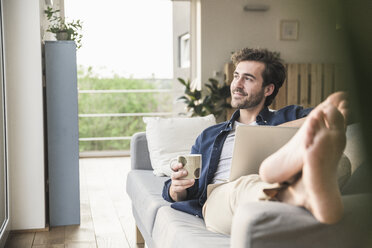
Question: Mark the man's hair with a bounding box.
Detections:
[231,48,286,106]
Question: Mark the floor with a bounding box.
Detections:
[5,157,144,248]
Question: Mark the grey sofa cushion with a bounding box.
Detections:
[130,132,152,170]
[231,194,372,248]
[152,206,230,248]
[344,123,366,172]
[126,170,170,235]
[342,162,372,195]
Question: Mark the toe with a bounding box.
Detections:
[323,105,345,130]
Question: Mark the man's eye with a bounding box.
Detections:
[234,74,239,79]
[245,77,252,81]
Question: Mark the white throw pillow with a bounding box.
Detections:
[143,114,216,176]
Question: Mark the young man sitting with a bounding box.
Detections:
[162,47,349,235]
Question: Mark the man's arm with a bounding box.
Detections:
[165,133,203,202]
[279,117,306,127]
[279,92,350,128]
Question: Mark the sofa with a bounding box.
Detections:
[126,123,372,248]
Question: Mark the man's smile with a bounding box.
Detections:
[232,88,248,97]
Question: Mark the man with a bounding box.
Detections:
[162,48,348,234]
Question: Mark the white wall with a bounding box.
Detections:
[172,1,191,115]
[173,1,191,80]
[198,0,346,85]
[3,0,46,230]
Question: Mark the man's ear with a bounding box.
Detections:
[264,83,275,97]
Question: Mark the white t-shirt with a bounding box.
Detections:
[212,121,258,184]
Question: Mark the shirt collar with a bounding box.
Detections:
[225,110,240,130]
[256,106,274,125]
[227,106,275,128]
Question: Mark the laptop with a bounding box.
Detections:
[228,125,299,181]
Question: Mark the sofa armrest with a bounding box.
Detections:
[231,194,372,248]
[130,132,152,170]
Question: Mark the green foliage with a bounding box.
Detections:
[177,78,207,117]
[78,69,172,152]
[44,6,83,49]
[203,78,232,118]
[177,77,231,119]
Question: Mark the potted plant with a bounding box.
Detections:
[177,78,207,117]
[44,6,83,49]
[178,77,231,120]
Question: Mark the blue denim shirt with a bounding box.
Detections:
[162,105,312,218]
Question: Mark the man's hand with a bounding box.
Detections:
[169,162,195,202]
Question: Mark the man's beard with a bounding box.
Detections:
[231,87,265,109]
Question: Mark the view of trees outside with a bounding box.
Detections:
[78,67,172,152]
[64,0,174,152]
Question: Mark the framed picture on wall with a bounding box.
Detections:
[280,20,299,40]
[179,33,190,68]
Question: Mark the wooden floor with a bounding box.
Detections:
[5,157,144,248]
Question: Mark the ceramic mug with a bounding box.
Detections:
[171,154,202,179]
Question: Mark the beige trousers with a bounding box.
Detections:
[202,174,279,235]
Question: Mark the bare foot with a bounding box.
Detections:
[265,103,346,224]
[324,91,349,126]
[300,104,346,224]
[259,106,327,184]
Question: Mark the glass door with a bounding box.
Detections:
[0,0,9,242]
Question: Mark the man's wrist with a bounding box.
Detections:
[169,186,186,202]
[169,186,177,202]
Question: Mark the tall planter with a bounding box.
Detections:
[44,41,80,226]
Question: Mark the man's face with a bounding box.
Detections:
[230,61,267,109]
